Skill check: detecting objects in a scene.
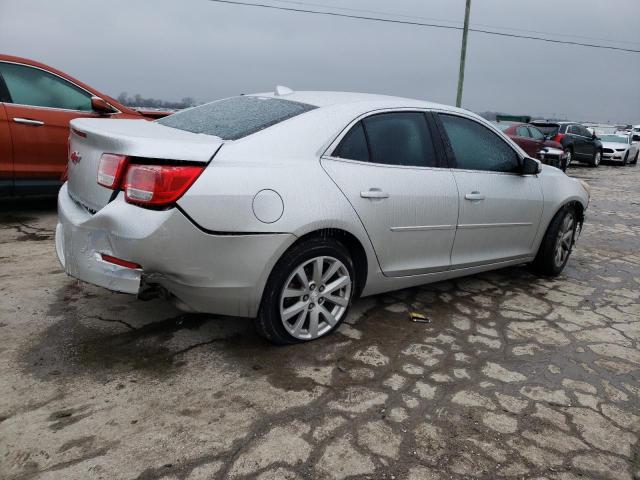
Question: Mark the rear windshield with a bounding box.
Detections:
[156,96,317,140]
[532,124,559,136]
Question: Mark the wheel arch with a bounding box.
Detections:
[284,228,369,298]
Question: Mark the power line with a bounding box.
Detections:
[268,0,640,46]
[208,0,640,54]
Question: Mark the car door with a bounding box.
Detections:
[569,124,588,159]
[435,113,544,268]
[321,111,459,277]
[0,61,99,192]
[0,101,12,196]
[580,125,596,157]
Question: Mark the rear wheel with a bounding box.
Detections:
[590,150,601,168]
[530,206,577,276]
[564,149,573,169]
[256,238,354,344]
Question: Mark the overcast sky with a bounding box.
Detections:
[1,0,639,123]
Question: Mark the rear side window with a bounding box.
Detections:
[334,122,369,162]
[333,112,438,168]
[157,96,317,140]
[516,126,530,137]
[534,124,560,136]
[0,61,92,111]
[439,114,520,173]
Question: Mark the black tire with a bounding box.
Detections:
[530,206,578,276]
[564,148,573,170]
[255,237,355,345]
[589,150,602,168]
[632,152,638,165]
[622,152,629,166]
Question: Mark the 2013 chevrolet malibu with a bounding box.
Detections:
[56,89,590,344]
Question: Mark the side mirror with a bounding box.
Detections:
[591,132,597,140]
[522,157,542,175]
[91,96,116,115]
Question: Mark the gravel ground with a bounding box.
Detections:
[0,162,639,480]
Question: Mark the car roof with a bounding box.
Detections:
[249,90,469,116]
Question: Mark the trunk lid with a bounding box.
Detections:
[66,118,223,212]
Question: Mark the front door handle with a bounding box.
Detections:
[464,191,486,201]
[360,188,389,199]
[13,117,45,126]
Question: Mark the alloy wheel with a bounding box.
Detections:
[279,256,352,340]
[554,213,575,269]
[565,150,572,168]
[594,151,601,166]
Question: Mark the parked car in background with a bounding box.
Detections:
[56,89,590,344]
[530,121,603,168]
[493,121,568,170]
[600,134,639,165]
[0,54,171,197]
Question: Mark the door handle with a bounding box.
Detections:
[464,191,486,201]
[360,188,389,199]
[13,117,44,126]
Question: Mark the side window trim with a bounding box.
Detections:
[327,108,449,170]
[432,111,523,174]
[0,70,11,103]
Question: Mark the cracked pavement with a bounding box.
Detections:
[0,163,639,480]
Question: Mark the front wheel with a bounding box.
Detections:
[632,151,638,165]
[256,238,354,344]
[622,152,629,166]
[530,206,577,276]
[590,150,601,168]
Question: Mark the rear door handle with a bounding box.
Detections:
[360,188,389,199]
[464,191,486,201]
[13,117,44,126]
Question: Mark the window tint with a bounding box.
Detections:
[516,126,530,137]
[334,122,369,162]
[157,96,316,140]
[0,62,92,111]
[439,114,520,173]
[529,126,545,140]
[362,112,437,167]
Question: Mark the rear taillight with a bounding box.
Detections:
[552,133,565,143]
[123,164,204,207]
[97,154,129,189]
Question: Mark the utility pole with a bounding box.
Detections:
[456,0,471,108]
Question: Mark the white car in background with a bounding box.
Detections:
[600,134,639,165]
[56,89,590,344]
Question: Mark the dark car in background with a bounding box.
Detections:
[530,121,603,168]
[494,121,568,170]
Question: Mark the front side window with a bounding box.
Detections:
[0,62,92,111]
[157,96,316,140]
[439,114,520,173]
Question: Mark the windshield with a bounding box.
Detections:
[600,135,628,144]
[494,123,510,131]
[157,96,317,140]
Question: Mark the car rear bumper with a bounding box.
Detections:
[56,183,296,317]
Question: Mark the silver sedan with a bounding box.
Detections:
[56,89,590,344]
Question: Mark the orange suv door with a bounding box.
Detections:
[0,102,12,196]
[0,60,99,193]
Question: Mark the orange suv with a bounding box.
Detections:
[0,54,170,196]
